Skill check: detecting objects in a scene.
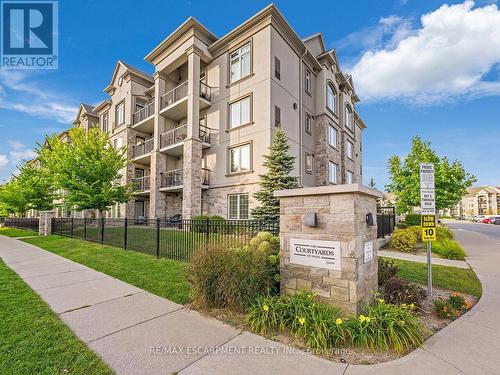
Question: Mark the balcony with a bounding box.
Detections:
[159,168,210,192]
[159,81,211,120]
[159,124,211,156]
[132,138,154,163]
[132,101,155,133]
[132,175,150,195]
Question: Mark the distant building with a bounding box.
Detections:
[442,186,500,218]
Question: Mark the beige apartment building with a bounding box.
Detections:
[444,186,500,218]
[63,4,366,220]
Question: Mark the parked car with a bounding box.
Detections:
[472,215,485,222]
[487,216,500,224]
[482,217,491,224]
[492,218,500,225]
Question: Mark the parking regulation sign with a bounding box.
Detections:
[420,163,435,215]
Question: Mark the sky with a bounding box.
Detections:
[0,0,499,189]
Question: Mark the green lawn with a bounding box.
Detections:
[385,257,482,298]
[0,259,113,375]
[0,227,38,237]
[22,235,190,304]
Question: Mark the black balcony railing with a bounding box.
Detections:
[160,81,188,109]
[132,175,150,192]
[200,81,211,101]
[132,138,154,158]
[202,168,210,185]
[199,124,210,144]
[133,101,155,125]
[160,125,187,149]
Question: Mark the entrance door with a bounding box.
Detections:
[135,201,145,219]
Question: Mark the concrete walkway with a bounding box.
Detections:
[1,228,499,375]
[379,250,470,269]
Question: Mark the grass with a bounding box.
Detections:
[22,235,190,304]
[0,227,38,237]
[0,259,113,375]
[384,257,482,298]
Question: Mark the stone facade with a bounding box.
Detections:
[314,114,342,186]
[201,183,260,217]
[39,210,56,236]
[275,184,382,313]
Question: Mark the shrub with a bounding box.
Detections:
[436,225,453,240]
[188,244,277,311]
[408,226,422,242]
[396,223,408,229]
[404,214,421,226]
[378,258,399,286]
[382,277,426,307]
[190,215,226,233]
[431,239,466,260]
[390,229,417,253]
[434,292,472,320]
[247,294,428,353]
[348,299,428,353]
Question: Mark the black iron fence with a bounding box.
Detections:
[52,217,279,262]
[377,206,396,238]
[2,217,39,232]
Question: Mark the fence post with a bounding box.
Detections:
[70,217,74,238]
[156,218,160,259]
[124,218,128,250]
[84,217,87,239]
[205,218,209,253]
[101,217,105,244]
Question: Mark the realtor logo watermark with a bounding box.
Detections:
[1,0,58,69]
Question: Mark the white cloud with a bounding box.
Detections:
[9,149,37,165]
[0,70,77,123]
[349,1,500,103]
[0,155,7,169]
[8,140,25,151]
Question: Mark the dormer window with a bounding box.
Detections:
[345,104,353,130]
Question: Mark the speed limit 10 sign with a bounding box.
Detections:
[421,215,436,241]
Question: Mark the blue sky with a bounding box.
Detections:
[1,0,499,189]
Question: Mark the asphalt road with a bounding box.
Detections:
[445,220,500,241]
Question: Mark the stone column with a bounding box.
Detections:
[274,184,383,313]
[182,46,203,218]
[39,210,56,236]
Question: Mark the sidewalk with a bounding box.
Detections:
[379,250,470,269]
[1,231,499,375]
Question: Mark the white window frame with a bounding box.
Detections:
[345,104,353,130]
[102,112,108,133]
[328,161,338,184]
[347,170,354,184]
[228,143,251,174]
[305,114,312,134]
[228,194,249,220]
[229,42,251,83]
[305,70,311,93]
[229,96,251,129]
[346,140,353,159]
[328,125,338,148]
[116,101,125,125]
[327,83,336,113]
[305,153,313,174]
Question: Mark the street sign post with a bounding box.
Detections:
[420,163,436,297]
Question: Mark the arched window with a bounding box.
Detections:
[326,83,336,113]
[344,104,353,130]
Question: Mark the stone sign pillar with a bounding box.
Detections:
[39,210,56,236]
[274,184,383,313]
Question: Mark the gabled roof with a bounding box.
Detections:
[73,103,97,124]
[93,99,111,113]
[302,33,326,56]
[466,186,500,197]
[104,60,153,93]
[145,17,217,63]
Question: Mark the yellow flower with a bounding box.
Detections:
[399,320,405,325]
[378,298,385,304]
[401,303,407,308]
[298,317,306,325]
[263,304,269,312]
[365,317,372,323]
[409,303,415,309]
[335,318,343,325]
[359,315,367,322]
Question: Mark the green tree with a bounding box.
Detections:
[38,127,130,215]
[0,179,29,216]
[386,136,476,214]
[251,129,299,221]
[16,162,56,211]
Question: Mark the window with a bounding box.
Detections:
[328,125,338,148]
[305,114,312,134]
[274,105,281,128]
[230,43,251,83]
[102,112,108,133]
[228,194,249,219]
[113,137,123,149]
[229,96,251,129]
[135,100,145,112]
[305,70,311,93]
[328,161,338,184]
[327,83,336,113]
[347,170,354,184]
[274,57,281,80]
[345,104,353,130]
[346,140,353,159]
[305,153,313,174]
[115,101,125,125]
[229,143,251,174]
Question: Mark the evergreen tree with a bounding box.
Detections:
[368,177,376,188]
[251,129,298,221]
